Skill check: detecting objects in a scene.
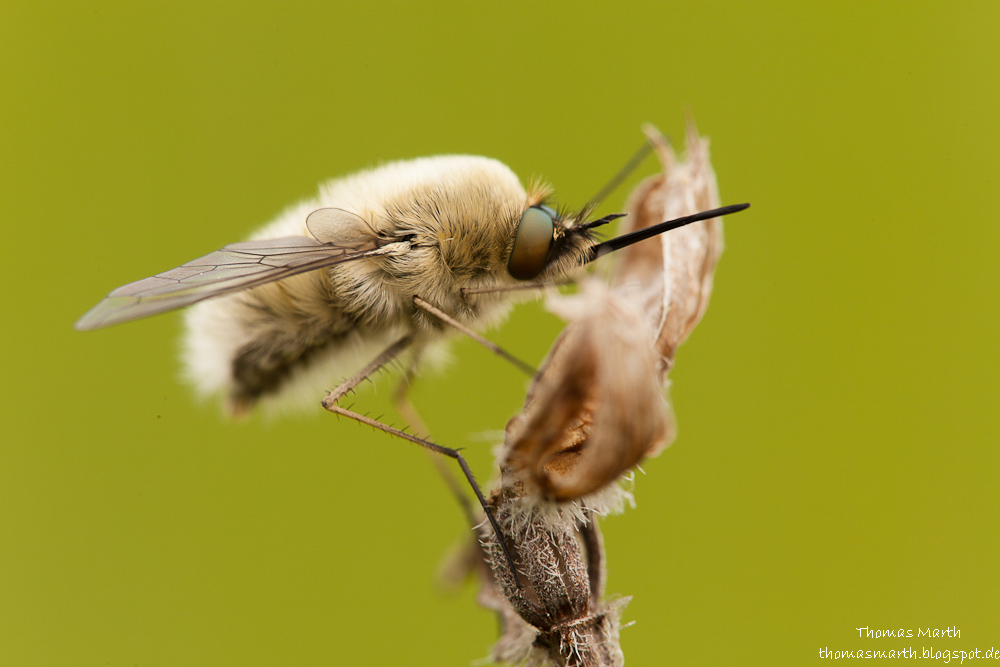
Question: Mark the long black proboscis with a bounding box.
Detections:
[588,202,750,261]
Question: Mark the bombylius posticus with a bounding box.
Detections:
[76,152,748,573]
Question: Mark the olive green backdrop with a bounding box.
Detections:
[2,2,998,665]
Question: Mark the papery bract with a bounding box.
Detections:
[613,120,724,373]
[503,282,669,500]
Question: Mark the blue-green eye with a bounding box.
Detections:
[508,206,556,281]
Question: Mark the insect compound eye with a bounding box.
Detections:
[507,205,556,281]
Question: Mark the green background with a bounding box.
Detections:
[3,2,998,665]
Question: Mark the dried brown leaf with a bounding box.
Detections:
[612,120,724,371]
[503,282,670,500]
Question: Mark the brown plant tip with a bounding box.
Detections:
[448,120,733,666]
[504,282,670,500]
[612,120,725,370]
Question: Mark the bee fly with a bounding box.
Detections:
[76,152,748,578]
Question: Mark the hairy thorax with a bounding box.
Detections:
[182,155,536,415]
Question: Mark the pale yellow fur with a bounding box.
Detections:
[182,156,550,415]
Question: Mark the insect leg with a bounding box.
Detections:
[321,334,414,405]
[323,399,521,587]
[321,336,522,586]
[393,364,477,528]
[412,296,536,377]
[460,279,573,297]
[578,517,606,604]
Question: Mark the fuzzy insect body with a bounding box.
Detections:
[78,156,598,414]
[77,150,746,420]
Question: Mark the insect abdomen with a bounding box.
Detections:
[183,268,401,415]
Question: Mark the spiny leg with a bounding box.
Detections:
[321,335,521,586]
[323,401,521,587]
[412,295,536,377]
[393,359,477,528]
[322,334,415,406]
[390,354,430,438]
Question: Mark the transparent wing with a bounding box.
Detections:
[306,207,376,244]
[76,233,395,331]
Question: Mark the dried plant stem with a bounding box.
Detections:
[473,478,627,667]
